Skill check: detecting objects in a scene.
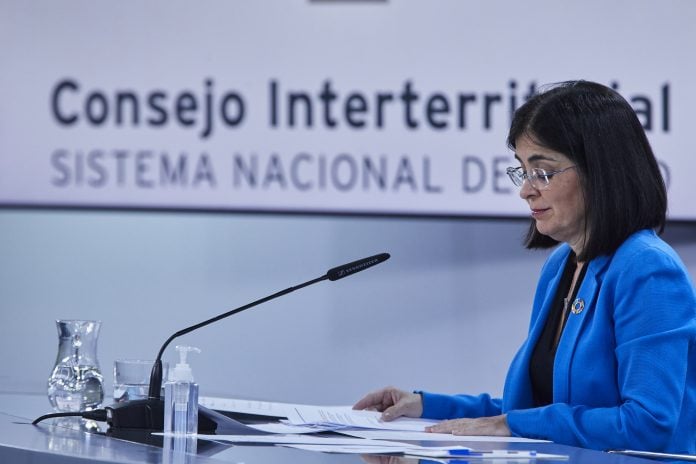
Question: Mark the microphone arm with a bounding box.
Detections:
[147,275,327,399]
[101,252,390,432]
[147,252,390,400]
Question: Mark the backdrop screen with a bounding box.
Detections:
[1,1,694,219]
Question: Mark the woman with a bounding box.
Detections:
[354,81,696,453]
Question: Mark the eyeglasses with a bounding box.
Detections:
[506,165,577,190]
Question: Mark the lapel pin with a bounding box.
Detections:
[571,298,585,314]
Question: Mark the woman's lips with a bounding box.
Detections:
[531,208,550,218]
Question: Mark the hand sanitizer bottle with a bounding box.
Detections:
[164,345,200,435]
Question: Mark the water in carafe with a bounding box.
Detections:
[47,320,104,412]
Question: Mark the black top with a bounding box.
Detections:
[529,252,587,406]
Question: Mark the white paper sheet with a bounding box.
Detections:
[248,422,344,434]
[340,429,551,443]
[285,405,439,431]
[197,434,409,447]
[282,444,471,455]
[407,449,568,460]
[196,431,564,460]
[283,444,565,460]
[608,450,696,462]
[199,396,300,417]
[282,444,411,454]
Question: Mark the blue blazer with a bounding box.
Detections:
[421,230,696,453]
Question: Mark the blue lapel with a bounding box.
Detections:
[504,249,570,410]
[529,255,568,353]
[552,253,612,402]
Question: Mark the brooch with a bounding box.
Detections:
[571,298,585,314]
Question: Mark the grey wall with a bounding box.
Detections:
[0,210,694,407]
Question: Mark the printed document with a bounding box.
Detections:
[285,404,439,431]
[340,429,551,443]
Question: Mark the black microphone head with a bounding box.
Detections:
[326,253,390,281]
[148,359,163,400]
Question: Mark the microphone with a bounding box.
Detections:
[103,252,390,432]
[326,253,390,281]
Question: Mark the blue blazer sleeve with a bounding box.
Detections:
[420,392,503,420]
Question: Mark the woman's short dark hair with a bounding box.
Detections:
[507,80,667,261]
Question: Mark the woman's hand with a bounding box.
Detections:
[426,414,511,436]
[352,386,423,421]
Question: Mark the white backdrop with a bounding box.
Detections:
[1,0,695,219]
[0,0,695,410]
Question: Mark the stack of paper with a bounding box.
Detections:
[193,396,562,459]
[283,404,440,432]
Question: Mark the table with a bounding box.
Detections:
[0,393,658,464]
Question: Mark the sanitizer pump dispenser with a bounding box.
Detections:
[164,346,200,435]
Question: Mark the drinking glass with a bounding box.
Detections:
[113,359,167,403]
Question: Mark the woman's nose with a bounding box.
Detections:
[519,176,538,200]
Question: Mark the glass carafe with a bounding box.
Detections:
[47,320,104,411]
